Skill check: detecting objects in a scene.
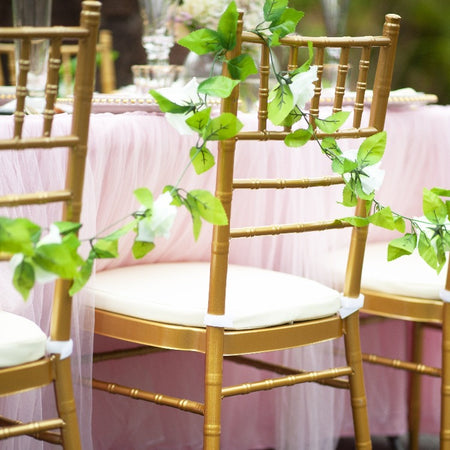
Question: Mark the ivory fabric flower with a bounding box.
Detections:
[343,148,385,195]
[10,224,62,284]
[158,78,200,135]
[177,0,264,31]
[289,66,318,109]
[137,192,177,242]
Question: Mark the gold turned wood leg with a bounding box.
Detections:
[441,304,450,450]
[53,357,81,450]
[344,313,372,449]
[409,322,423,450]
[203,327,224,450]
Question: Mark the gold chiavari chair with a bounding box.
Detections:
[0,29,115,93]
[0,1,100,447]
[89,12,400,449]
[328,240,450,449]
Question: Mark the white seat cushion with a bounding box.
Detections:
[88,262,342,330]
[327,242,448,299]
[0,311,47,368]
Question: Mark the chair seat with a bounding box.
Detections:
[0,311,47,368]
[328,242,448,299]
[89,262,342,330]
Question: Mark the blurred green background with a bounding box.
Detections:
[291,0,450,104]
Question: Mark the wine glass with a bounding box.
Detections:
[139,0,176,65]
[320,0,350,85]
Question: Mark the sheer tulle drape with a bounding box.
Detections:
[1,105,449,448]
[0,114,95,450]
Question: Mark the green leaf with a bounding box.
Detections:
[268,83,293,125]
[69,252,95,295]
[198,76,240,98]
[54,221,82,235]
[339,216,369,227]
[132,240,155,259]
[423,188,447,224]
[164,186,182,206]
[280,107,303,127]
[387,233,417,261]
[34,243,80,279]
[315,111,350,133]
[0,217,41,255]
[190,145,215,174]
[227,54,258,81]
[188,190,228,225]
[134,187,153,208]
[285,128,312,147]
[149,90,192,114]
[418,231,439,271]
[204,113,243,140]
[321,137,342,158]
[368,207,397,230]
[431,187,450,198]
[270,8,304,40]
[394,216,406,233]
[332,156,358,175]
[184,195,203,240]
[93,238,119,259]
[341,183,358,207]
[263,0,288,22]
[185,108,211,133]
[357,131,386,166]
[217,1,239,50]
[178,28,221,55]
[13,260,35,300]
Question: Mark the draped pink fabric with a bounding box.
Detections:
[0,104,448,449]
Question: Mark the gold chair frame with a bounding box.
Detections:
[0,29,115,93]
[92,12,401,449]
[0,1,100,447]
[361,263,450,449]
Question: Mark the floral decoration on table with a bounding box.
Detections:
[0,0,449,300]
[176,0,265,33]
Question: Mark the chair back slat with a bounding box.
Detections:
[353,46,372,128]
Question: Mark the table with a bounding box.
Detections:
[0,103,448,449]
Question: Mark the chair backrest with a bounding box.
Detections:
[208,13,401,316]
[0,28,115,93]
[0,0,100,340]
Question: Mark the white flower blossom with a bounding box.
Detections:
[158,78,200,135]
[343,148,385,195]
[10,224,62,284]
[137,192,177,242]
[177,0,264,31]
[289,66,318,110]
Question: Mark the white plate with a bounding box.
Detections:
[56,94,162,114]
[319,88,438,108]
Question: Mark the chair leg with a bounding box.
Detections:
[53,357,81,450]
[344,313,372,449]
[203,327,224,450]
[441,304,450,449]
[408,322,423,450]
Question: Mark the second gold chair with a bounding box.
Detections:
[89,11,400,449]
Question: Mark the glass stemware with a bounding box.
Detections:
[320,0,350,85]
[138,0,176,66]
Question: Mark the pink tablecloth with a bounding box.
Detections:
[0,103,449,449]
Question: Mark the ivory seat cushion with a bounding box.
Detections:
[89,262,342,330]
[328,242,448,299]
[0,311,47,368]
